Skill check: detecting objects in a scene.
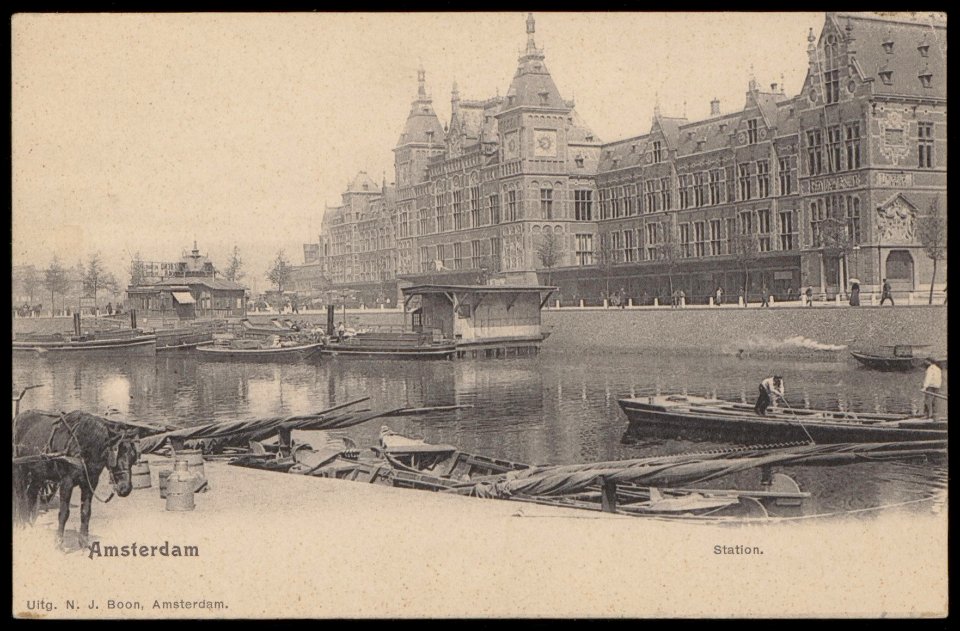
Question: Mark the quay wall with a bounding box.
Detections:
[13,305,948,358]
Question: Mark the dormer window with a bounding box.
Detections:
[652,140,663,163]
[882,38,894,54]
[919,69,933,88]
[575,154,584,168]
[696,139,705,151]
[507,95,515,106]
[585,134,594,141]
[612,158,620,167]
[879,69,893,85]
[426,131,434,143]
[719,122,728,132]
[630,143,637,153]
[918,43,929,57]
[538,92,549,105]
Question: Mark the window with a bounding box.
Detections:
[660,177,671,211]
[845,196,861,244]
[489,194,501,224]
[470,186,481,227]
[738,164,752,201]
[453,190,464,230]
[918,122,934,168]
[453,242,463,269]
[540,187,554,219]
[810,199,826,247]
[757,209,771,252]
[747,119,759,144]
[678,175,690,209]
[756,160,770,198]
[598,188,609,220]
[779,211,795,250]
[652,141,663,163]
[739,210,753,235]
[694,221,706,257]
[612,186,622,218]
[611,231,623,263]
[489,237,502,271]
[625,184,637,215]
[827,126,842,173]
[575,234,594,266]
[726,217,737,254]
[919,70,932,89]
[574,190,593,220]
[806,130,823,175]
[708,169,724,205]
[709,219,722,255]
[679,223,692,258]
[507,190,518,222]
[693,172,706,207]
[778,156,795,195]
[623,229,635,262]
[435,193,444,232]
[644,180,660,213]
[645,224,660,260]
[418,208,430,236]
[471,240,482,269]
[824,69,840,104]
[634,185,643,215]
[918,42,930,57]
[845,123,861,170]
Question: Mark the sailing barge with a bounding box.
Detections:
[618,394,947,444]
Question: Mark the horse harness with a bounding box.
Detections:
[41,413,121,503]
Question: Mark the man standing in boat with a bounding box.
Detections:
[754,374,785,416]
[922,358,942,419]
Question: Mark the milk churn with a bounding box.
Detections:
[131,461,152,489]
[165,459,198,511]
[173,448,208,492]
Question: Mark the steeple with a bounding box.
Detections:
[395,66,444,148]
[417,64,426,98]
[501,13,565,111]
[451,81,460,117]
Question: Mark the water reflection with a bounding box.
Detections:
[12,349,945,514]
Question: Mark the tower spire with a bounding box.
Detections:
[417,63,426,98]
[526,13,536,53]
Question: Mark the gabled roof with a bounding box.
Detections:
[652,115,687,151]
[676,111,741,157]
[830,12,946,99]
[346,171,379,194]
[566,108,601,145]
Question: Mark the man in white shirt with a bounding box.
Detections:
[922,358,943,419]
[755,375,785,416]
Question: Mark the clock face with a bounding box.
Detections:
[534,129,558,157]
[504,132,520,159]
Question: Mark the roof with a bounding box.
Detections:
[152,277,247,291]
[345,171,379,194]
[402,284,557,295]
[829,12,946,99]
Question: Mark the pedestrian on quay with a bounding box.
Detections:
[754,374,785,417]
[922,358,943,419]
[760,285,770,308]
[715,286,724,306]
[738,287,746,307]
[106,302,113,316]
[678,289,686,308]
[619,288,627,309]
[849,281,861,307]
[880,278,895,306]
[804,286,813,307]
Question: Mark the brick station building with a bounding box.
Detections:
[301,12,946,305]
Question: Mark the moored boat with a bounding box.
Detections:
[196,339,322,362]
[321,331,457,359]
[13,329,157,355]
[850,345,948,372]
[619,394,947,444]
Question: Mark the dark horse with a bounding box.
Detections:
[13,410,138,549]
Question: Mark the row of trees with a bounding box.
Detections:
[14,254,124,315]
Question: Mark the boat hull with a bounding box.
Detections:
[850,351,948,372]
[196,343,323,362]
[12,335,158,355]
[320,345,456,359]
[619,396,947,444]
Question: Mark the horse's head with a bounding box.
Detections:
[106,432,138,498]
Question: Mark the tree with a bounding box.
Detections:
[594,232,617,298]
[16,265,42,305]
[225,245,245,282]
[266,250,292,293]
[820,216,854,291]
[655,219,681,297]
[43,256,70,316]
[732,231,760,297]
[917,196,946,305]
[83,254,107,308]
[129,252,147,287]
[536,231,563,287]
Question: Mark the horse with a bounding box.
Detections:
[13,410,138,549]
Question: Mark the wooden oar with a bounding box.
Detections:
[923,389,949,401]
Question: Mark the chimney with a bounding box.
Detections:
[710,98,721,116]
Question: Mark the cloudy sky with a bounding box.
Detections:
[12,12,822,292]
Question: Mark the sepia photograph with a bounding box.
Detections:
[11,11,947,618]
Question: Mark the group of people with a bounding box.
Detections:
[755,358,944,420]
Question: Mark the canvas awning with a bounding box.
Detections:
[171,292,196,305]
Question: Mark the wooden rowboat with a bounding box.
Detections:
[196,341,322,362]
[619,394,947,444]
[850,346,948,372]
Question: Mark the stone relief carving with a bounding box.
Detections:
[877,109,910,166]
[876,196,916,242]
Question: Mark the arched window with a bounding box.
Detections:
[885,250,914,288]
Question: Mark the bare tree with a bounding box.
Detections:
[916,195,946,305]
[267,250,292,293]
[82,254,107,308]
[594,232,616,298]
[536,231,563,287]
[732,231,760,296]
[655,218,681,296]
[43,256,70,316]
[16,265,42,305]
[129,252,147,287]
[225,245,245,282]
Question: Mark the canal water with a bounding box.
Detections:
[13,350,946,517]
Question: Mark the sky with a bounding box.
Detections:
[12,12,823,293]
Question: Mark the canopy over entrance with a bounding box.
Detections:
[171,292,196,305]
